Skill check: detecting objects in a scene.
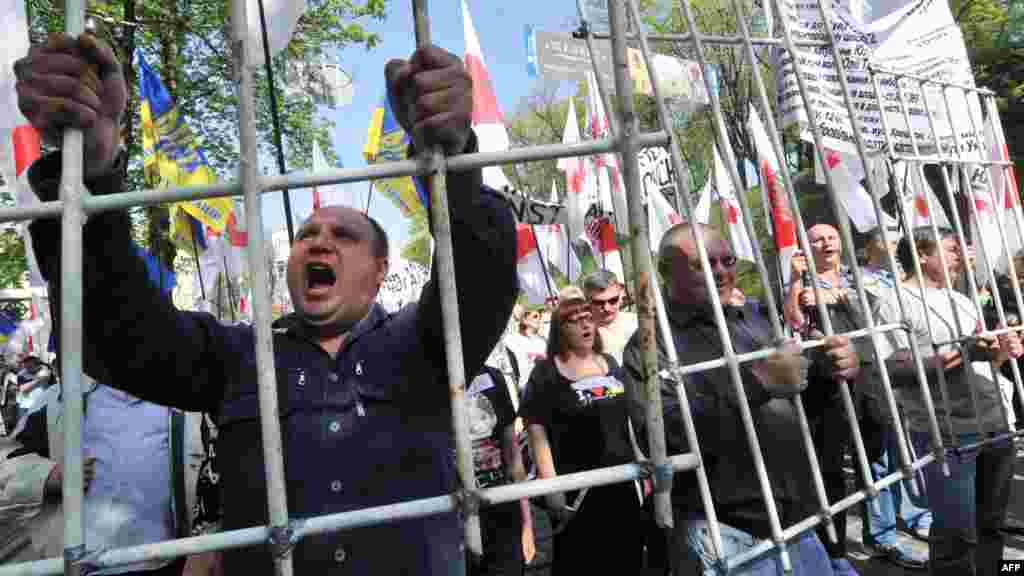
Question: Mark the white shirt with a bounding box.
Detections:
[598,311,638,364]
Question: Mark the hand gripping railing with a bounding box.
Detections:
[0,1,1017,575]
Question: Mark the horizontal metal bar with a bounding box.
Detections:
[0,201,65,225]
[723,452,935,572]
[662,323,905,379]
[591,31,830,47]
[932,324,1024,349]
[885,156,1014,168]
[869,66,995,94]
[0,454,697,576]
[0,287,48,301]
[0,132,671,226]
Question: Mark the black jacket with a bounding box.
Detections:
[26,135,518,575]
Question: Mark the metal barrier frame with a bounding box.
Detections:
[0,0,1018,575]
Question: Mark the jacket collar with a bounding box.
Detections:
[272,303,390,347]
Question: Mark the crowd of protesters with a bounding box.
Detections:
[2,29,1024,576]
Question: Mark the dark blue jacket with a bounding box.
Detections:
[27,136,518,575]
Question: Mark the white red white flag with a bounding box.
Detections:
[748,108,797,283]
[557,98,592,236]
[714,146,756,262]
[462,0,513,192]
[517,224,554,306]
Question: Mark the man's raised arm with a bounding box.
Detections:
[385,46,518,383]
[19,34,232,413]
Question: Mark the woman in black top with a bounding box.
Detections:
[520,287,643,574]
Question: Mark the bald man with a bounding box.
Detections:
[19,34,517,575]
[623,223,861,576]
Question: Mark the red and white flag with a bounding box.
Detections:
[890,161,949,230]
[713,146,755,262]
[693,175,713,226]
[648,187,683,248]
[557,98,592,236]
[462,0,512,192]
[585,71,628,232]
[986,114,1023,271]
[822,148,898,233]
[588,217,624,280]
[517,224,553,306]
[748,108,797,283]
[1,0,48,356]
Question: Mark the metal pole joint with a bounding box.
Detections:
[268,520,304,559]
[63,544,87,576]
[455,487,484,519]
[651,462,674,495]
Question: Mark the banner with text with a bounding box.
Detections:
[777,0,981,155]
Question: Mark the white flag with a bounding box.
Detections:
[246,0,306,66]
[714,146,756,262]
[558,98,591,236]
[463,0,513,192]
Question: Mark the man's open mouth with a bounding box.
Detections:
[306,263,336,295]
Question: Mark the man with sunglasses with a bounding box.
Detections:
[624,223,862,575]
[583,270,637,363]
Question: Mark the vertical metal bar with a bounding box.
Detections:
[60,2,87,573]
[863,70,944,491]
[961,89,1024,433]
[908,85,994,439]
[651,0,793,568]
[607,0,674,531]
[981,94,1024,429]
[727,0,870,537]
[410,0,481,558]
[884,79,969,447]
[232,0,293,572]
[773,0,952,482]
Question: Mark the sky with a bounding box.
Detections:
[260,0,583,250]
[259,0,908,250]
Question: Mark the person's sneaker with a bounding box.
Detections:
[910,524,930,542]
[864,541,927,570]
[830,557,860,576]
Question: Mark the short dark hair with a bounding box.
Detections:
[582,270,620,296]
[897,226,955,275]
[364,213,389,259]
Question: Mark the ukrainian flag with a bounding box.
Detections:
[0,312,15,348]
[137,50,234,248]
[363,95,427,216]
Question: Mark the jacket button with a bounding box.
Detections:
[328,421,341,433]
[330,480,343,493]
[333,547,347,564]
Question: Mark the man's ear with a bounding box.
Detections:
[375,258,389,287]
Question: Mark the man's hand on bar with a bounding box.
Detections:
[385,45,473,156]
[15,33,126,180]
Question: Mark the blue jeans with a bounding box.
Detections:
[676,515,834,576]
[912,431,1015,576]
[863,428,932,545]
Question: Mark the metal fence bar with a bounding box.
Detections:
[728,0,866,540]
[665,0,797,568]
[979,93,1024,433]
[232,0,294,572]
[591,31,830,47]
[773,0,952,482]
[863,70,958,472]
[943,85,1024,434]
[607,0,675,530]
[0,453,698,576]
[886,77,981,445]
[911,83,999,439]
[58,1,88,574]
[876,156,1013,168]
[872,67,997,94]
[410,0,480,559]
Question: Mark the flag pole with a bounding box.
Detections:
[191,228,207,301]
[256,0,295,244]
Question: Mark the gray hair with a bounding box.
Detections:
[582,269,621,295]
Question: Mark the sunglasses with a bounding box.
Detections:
[590,295,621,308]
[687,254,738,272]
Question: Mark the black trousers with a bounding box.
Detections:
[552,482,645,574]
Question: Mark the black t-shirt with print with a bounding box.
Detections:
[520,354,633,478]
[468,366,517,488]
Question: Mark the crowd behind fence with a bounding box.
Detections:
[0,0,1019,574]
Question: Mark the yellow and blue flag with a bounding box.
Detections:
[363,95,427,216]
[137,50,234,249]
